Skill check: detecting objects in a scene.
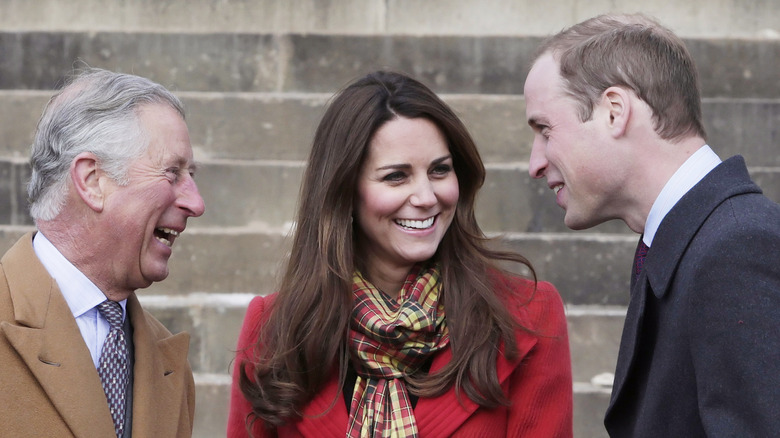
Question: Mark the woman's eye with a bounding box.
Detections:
[431,164,452,176]
[382,171,406,182]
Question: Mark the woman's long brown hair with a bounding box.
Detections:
[240,71,536,429]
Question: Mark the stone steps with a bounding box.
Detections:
[0,226,639,304]
[1,0,777,39]
[4,91,780,165]
[2,2,777,436]
[2,92,779,234]
[1,32,779,98]
[2,89,779,438]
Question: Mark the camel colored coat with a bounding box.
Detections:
[0,232,195,437]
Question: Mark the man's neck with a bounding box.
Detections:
[625,136,707,234]
[642,143,721,245]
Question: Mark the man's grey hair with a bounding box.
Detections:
[28,67,185,221]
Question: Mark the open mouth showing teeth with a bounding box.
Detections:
[154,227,180,247]
[395,217,435,230]
[553,184,563,194]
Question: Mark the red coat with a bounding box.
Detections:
[228,276,572,437]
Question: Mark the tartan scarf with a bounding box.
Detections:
[346,264,449,438]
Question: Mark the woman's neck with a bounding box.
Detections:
[362,263,411,299]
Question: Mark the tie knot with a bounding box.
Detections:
[634,240,650,281]
[97,300,124,330]
[637,241,649,258]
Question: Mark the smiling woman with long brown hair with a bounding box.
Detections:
[227,71,573,437]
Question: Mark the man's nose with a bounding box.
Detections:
[528,137,548,179]
[178,176,206,217]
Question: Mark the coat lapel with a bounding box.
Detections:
[607,156,763,418]
[0,233,116,437]
[606,265,649,416]
[127,294,192,438]
[415,327,537,436]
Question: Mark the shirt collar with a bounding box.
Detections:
[32,232,127,320]
[643,145,722,246]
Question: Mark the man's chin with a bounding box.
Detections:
[564,212,599,231]
[141,267,170,286]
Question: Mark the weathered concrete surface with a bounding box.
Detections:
[3,92,779,167]
[1,3,776,436]
[0,160,32,226]
[1,33,779,98]
[0,226,634,304]
[1,0,778,39]
[566,308,625,382]
[1,157,777,235]
[192,375,232,438]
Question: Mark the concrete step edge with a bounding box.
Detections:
[2,29,779,41]
[139,292,257,308]
[493,232,638,242]
[3,154,780,173]
[0,225,640,239]
[0,224,35,233]
[5,89,780,104]
[194,372,232,386]
[139,292,629,315]
[565,305,627,317]
[193,371,615,395]
[573,381,613,395]
[0,224,643,240]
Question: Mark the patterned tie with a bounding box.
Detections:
[97,300,128,438]
[633,239,650,283]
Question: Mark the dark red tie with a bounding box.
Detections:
[633,239,650,283]
[97,300,128,437]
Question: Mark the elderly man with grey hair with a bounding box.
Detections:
[0,68,205,437]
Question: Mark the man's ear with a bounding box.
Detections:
[602,86,631,138]
[70,152,104,212]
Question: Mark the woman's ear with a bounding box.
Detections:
[70,152,104,212]
[602,86,631,138]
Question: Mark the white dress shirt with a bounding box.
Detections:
[643,145,722,246]
[32,232,127,368]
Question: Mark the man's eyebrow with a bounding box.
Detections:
[188,160,201,174]
[167,155,200,173]
[527,116,548,130]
